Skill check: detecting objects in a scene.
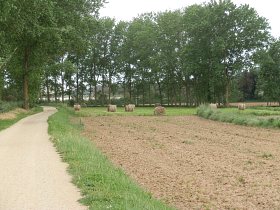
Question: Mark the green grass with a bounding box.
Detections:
[74,106,196,117]
[48,107,175,210]
[0,106,43,131]
[197,105,280,128]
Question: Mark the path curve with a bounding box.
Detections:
[0,107,86,210]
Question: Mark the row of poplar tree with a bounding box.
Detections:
[0,0,279,109]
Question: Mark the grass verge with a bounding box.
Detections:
[0,106,43,131]
[48,107,175,210]
[197,105,280,128]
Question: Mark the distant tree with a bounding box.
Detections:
[183,0,270,105]
[258,40,280,104]
[238,70,258,101]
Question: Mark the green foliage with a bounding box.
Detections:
[184,0,270,104]
[0,0,273,108]
[0,101,21,113]
[0,0,106,109]
[48,107,175,210]
[197,105,280,128]
[257,40,280,103]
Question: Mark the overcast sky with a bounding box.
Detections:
[100,0,280,38]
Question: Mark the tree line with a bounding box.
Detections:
[0,0,279,109]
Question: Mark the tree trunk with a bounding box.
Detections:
[101,74,105,106]
[0,70,3,100]
[129,76,132,103]
[167,74,170,106]
[123,79,126,102]
[76,72,79,103]
[108,71,111,104]
[23,47,30,110]
[225,80,230,107]
[46,76,50,103]
[61,74,65,103]
[68,84,71,101]
[185,81,189,106]
[54,76,58,102]
[148,83,151,106]
[157,80,163,105]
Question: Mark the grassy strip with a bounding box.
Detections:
[0,106,43,131]
[197,105,280,128]
[74,107,196,117]
[48,107,175,210]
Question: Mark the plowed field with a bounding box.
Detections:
[83,116,280,210]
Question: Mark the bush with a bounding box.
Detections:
[0,101,21,113]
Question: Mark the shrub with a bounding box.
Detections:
[0,101,21,113]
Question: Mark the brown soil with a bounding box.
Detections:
[83,116,280,210]
[0,108,27,120]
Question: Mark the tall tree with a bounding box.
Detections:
[0,0,105,109]
[258,40,280,104]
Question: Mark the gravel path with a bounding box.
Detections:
[0,107,86,210]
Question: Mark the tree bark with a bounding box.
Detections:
[157,80,163,105]
[108,71,112,104]
[61,73,65,103]
[54,76,58,102]
[46,76,50,103]
[23,47,30,110]
[0,70,4,100]
[123,79,126,102]
[225,80,230,107]
[101,73,105,106]
[76,71,79,103]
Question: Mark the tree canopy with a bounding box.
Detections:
[0,0,276,107]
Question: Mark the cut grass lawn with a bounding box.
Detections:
[197,105,280,128]
[74,106,197,117]
[48,107,175,210]
[0,106,43,131]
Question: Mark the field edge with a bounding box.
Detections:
[47,107,175,210]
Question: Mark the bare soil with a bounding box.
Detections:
[83,116,280,210]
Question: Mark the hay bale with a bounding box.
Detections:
[238,103,246,110]
[209,103,217,109]
[154,106,166,116]
[125,104,135,112]
[154,103,161,107]
[107,105,117,112]
[74,104,81,111]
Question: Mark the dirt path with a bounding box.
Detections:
[84,115,280,210]
[0,107,86,210]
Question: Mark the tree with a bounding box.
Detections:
[0,0,105,109]
[258,40,280,104]
[183,0,270,105]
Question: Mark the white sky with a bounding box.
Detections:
[100,0,280,38]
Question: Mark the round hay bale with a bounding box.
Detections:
[74,104,81,111]
[154,103,161,107]
[238,103,246,110]
[107,105,117,112]
[125,104,135,112]
[154,106,166,116]
[209,103,217,109]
